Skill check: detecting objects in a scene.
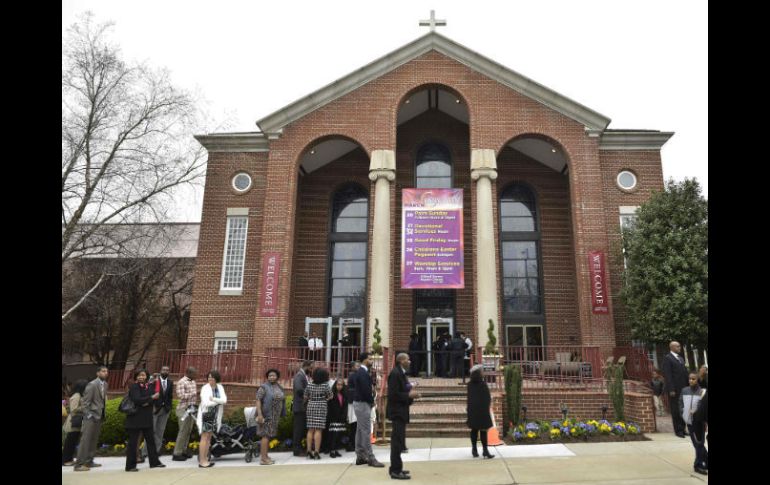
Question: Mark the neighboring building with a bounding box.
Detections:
[62,223,199,389]
[188,30,672,369]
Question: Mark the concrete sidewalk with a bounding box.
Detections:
[62,434,708,484]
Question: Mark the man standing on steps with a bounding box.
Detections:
[349,352,385,468]
[387,353,419,480]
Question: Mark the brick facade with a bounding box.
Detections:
[189,48,666,363]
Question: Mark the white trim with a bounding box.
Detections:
[214,337,238,353]
[619,206,640,215]
[616,171,638,190]
[232,173,252,193]
[256,32,611,133]
[194,132,271,152]
[227,208,249,216]
[214,331,239,338]
[220,216,249,291]
[219,289,243,296]
[599,131,674,150]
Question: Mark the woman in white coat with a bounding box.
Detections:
[196,370,227,468]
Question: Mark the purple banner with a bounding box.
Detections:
[401,189,464,289]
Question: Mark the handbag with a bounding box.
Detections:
[71,414,84,428]
[119,394,138,415]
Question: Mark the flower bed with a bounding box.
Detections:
[505,419,649,445]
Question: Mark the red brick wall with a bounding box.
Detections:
[599,151,665,346]
[496,146,579,346]
[497,389,656,434]
[187,152,268,353]
[289,148,371,342]
[189,48,665,359]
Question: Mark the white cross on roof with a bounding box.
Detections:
[419,10,446,32]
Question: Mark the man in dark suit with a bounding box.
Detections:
[408,334,422,377]
[349,352,384,468]
[292,360,313,456]
[74,366,109,471]
[449,332,466,378]
[141,366,174,459]
[387,353,419,480]
[662,341,690,437]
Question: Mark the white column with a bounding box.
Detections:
[368,150,396,350]
[471,149,500,350]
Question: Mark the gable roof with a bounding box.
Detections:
[256,32,612,134]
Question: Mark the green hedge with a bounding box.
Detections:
[98,397,200,446]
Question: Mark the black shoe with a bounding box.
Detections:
[472,448,479,458]
[482,451,495,459]
[307,453,315,460]
[198,463,215,468]
[314,452,322,460]
[403,448,409,454]
[150,463,166,468]
[172,455,188,461]
[125,468,138,472]
[183,452,194,459]
[675,433,685,438]
[390,471,411,480]
[693,467,708,475]
[356,457,368,465]
[368,459,385,468]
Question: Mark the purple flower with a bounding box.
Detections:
[100,444,109,448]
[525,422,539,432]
[513,431,523,440]
[560,427,570,435]
[551,420,560,428]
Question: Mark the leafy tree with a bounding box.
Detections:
[620,178,708,349]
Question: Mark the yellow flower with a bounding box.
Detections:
[269,439,279,449]
[165,441,176,450]
[615,422,626,429]
[550,428,560,437]
[526,431,537,439]
[570,428,577,435]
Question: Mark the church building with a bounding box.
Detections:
[188,22,672,371]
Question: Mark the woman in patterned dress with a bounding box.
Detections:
[255,369,286,465]
[304,367,333,459]
[326,378,348,458]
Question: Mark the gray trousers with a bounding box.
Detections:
[353,401,374,461]
[76,417,103,465]
[173,406,195,456]
[141,408,170,457]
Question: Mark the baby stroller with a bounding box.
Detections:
[241,407,260,463]
[208,418,254,461]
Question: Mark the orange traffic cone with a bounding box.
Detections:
[487,407,504,446]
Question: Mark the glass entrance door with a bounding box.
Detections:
[414,289,455,376]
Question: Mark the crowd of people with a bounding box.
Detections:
[63,340,705,479]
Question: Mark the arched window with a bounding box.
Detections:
[499,184,543,316]
[328,185,368,317]
[415,143,452,188]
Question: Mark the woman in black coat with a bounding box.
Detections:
[326,378,348,457]
[125,369,165,472]
[466,364,494,459]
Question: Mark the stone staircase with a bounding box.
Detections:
[383,378,470,438]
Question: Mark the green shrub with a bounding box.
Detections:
[99,397,199,446]
[277,395,294,441]
[504,364,523,431]
[484,319,499,355]
[607,364,625,422]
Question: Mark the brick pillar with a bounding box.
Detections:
[251,154,296,357]
[568,137,616,355]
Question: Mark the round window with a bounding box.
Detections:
[617,171,637,191]
[232,173,252,192]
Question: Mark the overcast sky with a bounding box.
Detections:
[62,0,708,222]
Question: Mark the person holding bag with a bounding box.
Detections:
[124,369,166,472]
[196,370,227,468]
[62,379,88,466]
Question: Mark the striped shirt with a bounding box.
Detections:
[176,376,197,408]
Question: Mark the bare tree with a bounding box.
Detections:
[62,13,207,319]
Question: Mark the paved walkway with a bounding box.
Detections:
[62,434,708,484]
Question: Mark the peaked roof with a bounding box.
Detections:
[256,32,612,134]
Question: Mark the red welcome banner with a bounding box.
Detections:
[588,251,609,314]
[259,252,281,316]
